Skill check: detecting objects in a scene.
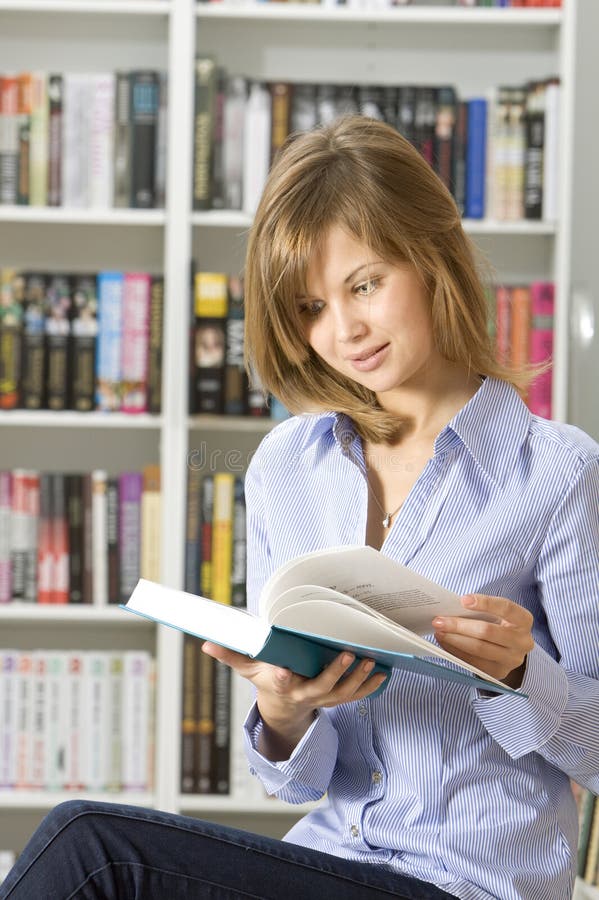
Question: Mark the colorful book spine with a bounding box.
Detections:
[47,74,63,207]
[28,72,48,207]
[118,472,143,604]
[147,276,164,415]
[91,470,108,606]
[191,272,228,415]
[44,274,72,411]
[0,268,23,410]
[37,472,54,604]
[121,272,150,414]
[140,464,161,583]
[70,274,98,412]
[11,471,31,601]
[464,97,487,219]
[0,472,12,603]
[224,275,247,416]
[21,273,46,410]
[51,472,69,604]
[528,281,554,419]
[106,478,120,604]
[96,271,124,412]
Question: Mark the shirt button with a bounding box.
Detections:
[350,824,359,838]
[358,705,368,717]
[371,770,382,784]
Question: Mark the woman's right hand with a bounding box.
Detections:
[201,642,386,760]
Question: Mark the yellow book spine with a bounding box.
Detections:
[140,465,161,582]
[211,472,234,605]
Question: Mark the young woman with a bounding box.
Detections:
[2,117,597,900]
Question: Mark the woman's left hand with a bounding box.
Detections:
[432,594,535,689]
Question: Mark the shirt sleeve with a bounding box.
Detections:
[473,455,599,792]
[242,701,339,803]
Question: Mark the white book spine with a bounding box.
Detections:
[28,72,48,206]
[62,74,91,208]
[0,650,19,790]
[230,671,265,803]
[43,652,68,790]
[107,653,124,792]
[30,651,47,789]
[88,73,115,209]
[543,80,560,222]
[223,76,246,211]
[121,651,150,792]
[84,652,109,791]
[91,470,108,606]
[15,652,33,789]
[242,82,271,216]
[64,651,85,791]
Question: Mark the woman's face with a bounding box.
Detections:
[300,225,449,407]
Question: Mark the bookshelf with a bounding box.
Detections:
[1,2,596,890]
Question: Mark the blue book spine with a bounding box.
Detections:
[465,98,487,220]
[96,271,124,411]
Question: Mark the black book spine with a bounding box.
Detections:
[147,275,164,414]
[66,474,84,604]
[130,70,159,209]
[44,274,72,411]
[70,274,97,412]
[106,477,120,604]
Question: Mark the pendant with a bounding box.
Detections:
[382,513,391,529]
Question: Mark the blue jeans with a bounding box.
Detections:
[0,800,459,899]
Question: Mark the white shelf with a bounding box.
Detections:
[196,5,561,27]
[574,878,599,900]
[0,207,166,226]
[0,791,154,809]
[188,415,274,433]
[0,1,170,14]
[178,794,317,814]
[192,210,556,236]
[0,604,152,624]
[0,411,162,428]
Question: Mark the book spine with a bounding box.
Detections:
[212,472,234,605]
[47,74,63,207]
[184,465,203,595]
[66,473,84,603]
[465,97,487,219]
[246,365,270,418]
[0,75,19,205]
[113,72,132,208]
[528,280,554,419]
[0,267,23,410]
[30,652,47,788]
[414,86,436,169]
[210,67,227,210]
[81,473,94,604]
[224,275,247,416]
[222,75,246,211]
[242,81,271,215]
[11,471,31,602]
[118,471,143,604]
[84,652,109,791]
[269,82,292,165]
[212,660,231,794]
[37,472,53,604]
[140,464,161,582]
[96,271,124,411]
[61,74,89,208]
[180,634,198,793]
[106,653,124,791]
[154,71,168,209]
[510,285,532,378]
[147,275,164,414]
[0,650,18,789]
[121,651,151,791]
[44,652,67,789]
[196,473,215,792]
[231,476,247,609]
[92,470,108,606]
[191,272,228,415]
[505,87,526,221]
[70,274,98,412]
[494,285,512,365]
[16,73,32,206]
[28,73,48,206]
[51,472,69,604]
[88,73,115,210]
[542,78,560,222]
[192,57,217,211]
[130,71,159,209]
[434,86,457,194]
[44,274,72,411]
[524,81,544,220]
[0,471,12,603]
[121,272,150,414]
[24,472,40,604]
[21,273,47,410]
[64,651,85,791]
[15,652,33,789]
[106,478,120,604]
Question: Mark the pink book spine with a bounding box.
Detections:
[0,472,12,603]
[528,281,554,419]
[120,273,150,414]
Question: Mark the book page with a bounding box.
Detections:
[261,545,490,635]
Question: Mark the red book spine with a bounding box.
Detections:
[37,474,53,604]
[528,281,554,419]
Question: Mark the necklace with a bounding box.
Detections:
[363,471,402,529]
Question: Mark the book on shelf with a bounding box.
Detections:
[189,271,228,415]
[125,544,524,697]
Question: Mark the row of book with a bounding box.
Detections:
[180,471,245,794]
[0,70,166,210]
[0,649,154,793]
[193,60,560,223]
[189,269,288,420]
[576,788,599,888]
[488,280,554,418]
[0,269,163,413]
[0,467,161,606]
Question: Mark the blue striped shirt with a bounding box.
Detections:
[242,377,599,900]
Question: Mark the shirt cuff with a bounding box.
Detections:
[472,643,569,759]
[242,701,338,796]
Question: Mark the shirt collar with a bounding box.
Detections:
[437,377,531,485]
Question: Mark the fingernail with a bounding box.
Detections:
[362,660,375,674]
[342,653,354,666]
[432,617,444,627]
[462,595,476,607]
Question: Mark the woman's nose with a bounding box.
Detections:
[332,303,368,343]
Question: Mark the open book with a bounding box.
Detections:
[122,545,523,697]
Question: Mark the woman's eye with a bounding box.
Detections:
[299,300,324,318]
[355,278,379,296]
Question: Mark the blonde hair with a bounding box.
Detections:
[244,115,530,444]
